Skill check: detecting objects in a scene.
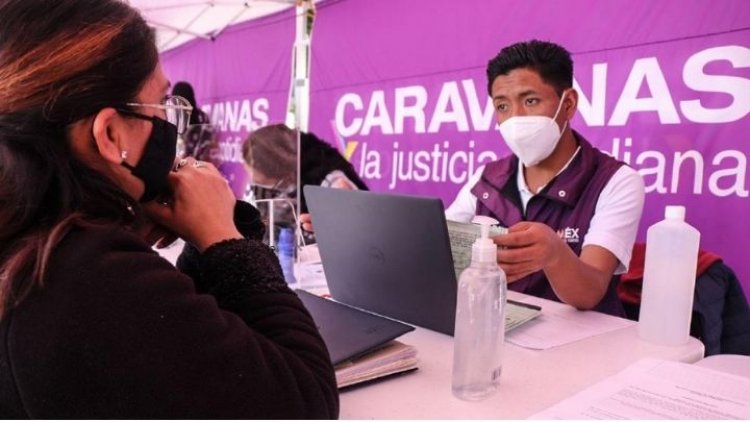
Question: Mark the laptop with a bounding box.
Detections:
[295,289,414,365]
[304,185,459,335]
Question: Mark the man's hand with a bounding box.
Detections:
[493,221,564,282]
[494,221,618,310]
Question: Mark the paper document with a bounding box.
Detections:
[447,220,508,279]
[448,220,541,333]
[295,245,328,288]
[505,299,542,332]
[335,340,418,388]
[531,357,750,419]
[295,261,327,288]
[506,302,633,350]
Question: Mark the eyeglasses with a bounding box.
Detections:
[117,95,193,135]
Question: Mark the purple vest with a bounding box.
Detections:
[471,132,626,316]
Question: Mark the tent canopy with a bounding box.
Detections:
[129,0,300,52]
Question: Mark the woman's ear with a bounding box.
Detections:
[91,107,126,165]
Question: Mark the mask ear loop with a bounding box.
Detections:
[552,90,570,134]
[552,90,568,121]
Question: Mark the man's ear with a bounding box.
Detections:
[91,108,126,165]
[564,89,579,120]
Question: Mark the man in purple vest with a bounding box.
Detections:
[446,40,645,317]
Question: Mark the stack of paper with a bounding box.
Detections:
[335,341,418,388]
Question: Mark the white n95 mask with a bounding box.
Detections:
[499,91,569,167]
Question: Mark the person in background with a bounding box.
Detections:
[446,40,645,316]
[242,123,367,239]
[171,80,219,165]
[0,0,338,418]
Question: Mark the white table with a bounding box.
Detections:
[695,354,750,378]
[293,246,705,418]
[336,291,705,419]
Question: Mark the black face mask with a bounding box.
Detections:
[118,111,178,202]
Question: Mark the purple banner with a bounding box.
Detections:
[161,9,295,197]
[162,0,750,292]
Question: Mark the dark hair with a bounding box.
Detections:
[486,39,573,96]
[242,124,298,182]
[172,81,200,125]
[0,0,158,317]
[242,123,368,213]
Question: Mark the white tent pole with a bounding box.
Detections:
[286,0,313,132]
[295,1,310,133]
[287,0,315,271]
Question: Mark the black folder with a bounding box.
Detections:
[296,289,415,365]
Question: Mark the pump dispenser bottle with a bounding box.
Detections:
[452,216,507,401]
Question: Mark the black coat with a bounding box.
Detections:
[0,203,339,418]
[691,261,750,356]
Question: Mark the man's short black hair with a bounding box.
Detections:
[486,39,573,96]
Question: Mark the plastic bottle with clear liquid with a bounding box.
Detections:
[452,216,507,401]
[638,205,700,346]
[277,227,297,285]
[175,135,186,158]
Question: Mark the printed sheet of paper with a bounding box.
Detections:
[505,302,634,350]
[295,245,328,289]
[505,300,542,332]
[530,357,750,419]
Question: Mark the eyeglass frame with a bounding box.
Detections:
[115,94,194,135]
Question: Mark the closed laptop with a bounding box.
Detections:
[295,289,414,365]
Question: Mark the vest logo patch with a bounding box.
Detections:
[557,227,580,244]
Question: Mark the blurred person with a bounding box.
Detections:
[242,123,367,240]
[446,40,645,316]
[171,80,219,165]
[0,0,338,418]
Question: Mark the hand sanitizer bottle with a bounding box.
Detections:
[452,216,507,401]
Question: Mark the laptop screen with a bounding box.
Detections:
[304,186,458,335]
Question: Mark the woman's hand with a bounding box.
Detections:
[144,158,242,252]
[299,213,315,233]
[132,217,179,248]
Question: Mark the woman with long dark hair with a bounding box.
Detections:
[171,81,219,164]
[0,0,338,418]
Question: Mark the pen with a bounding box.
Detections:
[507,299,542,311]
